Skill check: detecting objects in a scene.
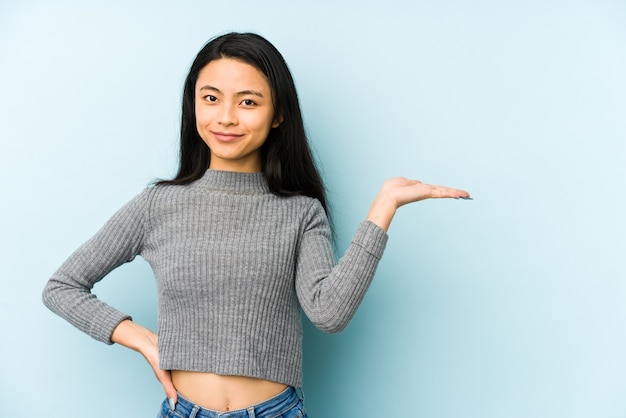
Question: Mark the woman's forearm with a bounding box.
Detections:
[111,319,157,354]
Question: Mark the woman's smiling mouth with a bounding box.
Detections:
[211,131,244,142]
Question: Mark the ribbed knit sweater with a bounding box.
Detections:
[42,169,388,387]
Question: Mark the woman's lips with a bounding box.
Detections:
[212,131,244,142]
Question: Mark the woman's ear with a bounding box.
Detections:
[272,114,284,128]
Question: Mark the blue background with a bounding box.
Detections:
[1,1,625,416]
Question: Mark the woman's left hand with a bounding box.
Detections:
[378,177,470,207]
[366,177,471,231]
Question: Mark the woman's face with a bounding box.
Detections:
[195,58,281,172]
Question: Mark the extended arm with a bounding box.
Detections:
[296,177,470,333]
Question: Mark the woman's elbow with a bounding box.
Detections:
[310,315,350,334]
[41,278,64,313]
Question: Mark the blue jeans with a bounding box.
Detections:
[157,386,307,418]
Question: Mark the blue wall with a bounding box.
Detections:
[1,1,625,416]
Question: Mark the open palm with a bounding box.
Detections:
[379,177,471,208]
[367,177,471,231]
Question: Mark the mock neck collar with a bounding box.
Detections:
[194,169,270,194]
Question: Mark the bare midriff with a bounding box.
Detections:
[171,370,288,412]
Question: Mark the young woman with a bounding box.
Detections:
[43,32,470,418]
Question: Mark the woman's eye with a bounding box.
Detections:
[242,99,256,106]
[205,95,217,102]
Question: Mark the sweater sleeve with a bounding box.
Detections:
[295,200,388,333]
[42,189,150,344]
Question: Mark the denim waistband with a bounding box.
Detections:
[169,386,302,418]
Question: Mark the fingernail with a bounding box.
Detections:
[169,398,176,410]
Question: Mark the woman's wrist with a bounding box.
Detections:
[366,193,398,232]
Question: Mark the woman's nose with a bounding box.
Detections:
[217,104,238,126]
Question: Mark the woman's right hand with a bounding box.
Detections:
[111,320,178,406]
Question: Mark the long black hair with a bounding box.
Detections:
[158,32,329,215]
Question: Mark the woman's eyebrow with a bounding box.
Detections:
[198,85,220,93]
[236,89,265,98]
[198,85,265,98]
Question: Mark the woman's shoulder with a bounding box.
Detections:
[278,193,323,211]
[111,183,184,220]
[279,194,328,227]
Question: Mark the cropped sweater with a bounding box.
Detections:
[42,169,388,388]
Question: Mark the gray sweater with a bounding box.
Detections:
[42,169,388,387]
